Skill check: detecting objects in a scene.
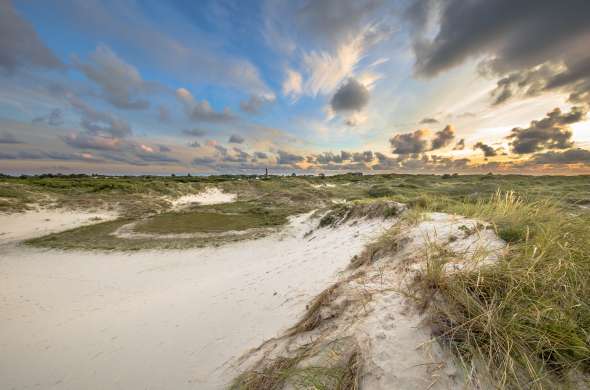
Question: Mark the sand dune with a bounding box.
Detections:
[0,210,392,390]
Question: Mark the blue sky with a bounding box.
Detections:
[1,0,589,175]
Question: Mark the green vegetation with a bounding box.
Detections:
[135,201,292,234]
[411,191,590,389]
[5,173,589,386]
[230,341,361,390]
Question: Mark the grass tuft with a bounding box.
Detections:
[413,191,590,388]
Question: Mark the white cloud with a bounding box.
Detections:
[175,88,235,122]
[282,69,303,99]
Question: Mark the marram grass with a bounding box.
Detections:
[416,191,590,389]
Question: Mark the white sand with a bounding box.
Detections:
[0,209,117,245]
[170,187,237,208]
[0,210,392,389]
[235,212,506,389]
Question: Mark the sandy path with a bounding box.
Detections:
[0,211,392,390]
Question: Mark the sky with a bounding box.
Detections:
[0,0,589,175]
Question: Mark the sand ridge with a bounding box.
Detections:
[0,208,393,390]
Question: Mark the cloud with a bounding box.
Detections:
[32,109,64,126]
[62,133,123,151]
[352,150,374,162]
[489,63,564,105]
[282,69,303,99]
[276,150,305,165]
[240,94,275,114]
[474,142,497,157]
[529,148,590,164]
[176,88,235,122]
[228,134,245,144]
[188,141,201,148]
[330,78,369,112]
[507,106,586,154]
[0,149,100,162]
[0,0,62,73]
[183,128,207,137]
[295,0,388,46]
[135,151,179,163]
[390,124,456,156]
[0,131,23,144]
[408,0,590,105]
[419,117,439,124]
[52,1,272,96]
[213,144,228,155]
[74,45,151,110]
[453,138,465,150]
[221,147,251,163]
[390,129,430,155]
[253,151,268,159]
[192,156,217,165]
[69,97,132,138]
[308,150,375,170]
[301,25,389,97]
[373,151,471,172]
[158,145,171,153]
[431,125,455,150]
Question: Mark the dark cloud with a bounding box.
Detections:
[0,149,98,162]
[135,151,179,164]
[352,150,374,163]
[213,144,228,155]
[507,106,586,154]
[0,131,23,144]
[62,133,123,151]
[277,150,304,165]
[32,109,64,126]
[313,152,340,164]
[330,78,370,112]
[0,0,63,73]
[431,125,455,150]
[390,125,455,156]
[408,0,590,105]
[490,63,562,105]
[419,117,439,124]
[453,138,465,150]
[310,150,374,165]
[221,148,251,163]
[158,145,171,153]
[253,151,268,159]
[529,148,590,164]
[176,88,235,123]
[372,151,471,172]
[183,128,207,137]
[192,156,217,165]
[228,134,245,144]
[474,142,497,157]
[188,141,201,148]
[390,129,429,155]
[74,45,152,110]
[240,94,275,114]
[69,97,132,138]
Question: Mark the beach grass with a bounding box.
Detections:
[411,191,590,388]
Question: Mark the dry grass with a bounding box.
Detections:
[412,191,590,389]
[337,351,362,390]
[349,225,407,269]
[230,355,305,390]
[318,200,405,228]
[287,283,342,336]
[230,343,362,390]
